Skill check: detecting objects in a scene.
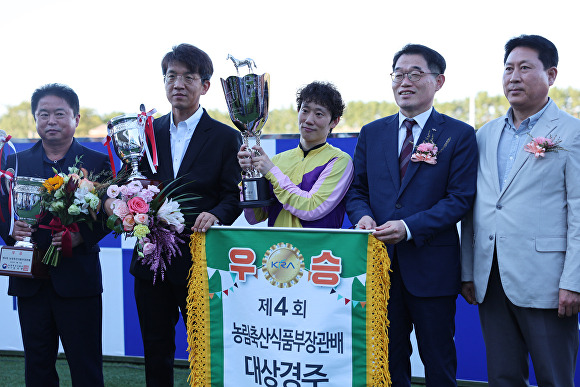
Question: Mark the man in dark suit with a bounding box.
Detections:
[346,44,478,386]
[1,83,111,386]
[131,44,242,386]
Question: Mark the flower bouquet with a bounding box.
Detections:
[40,157,104,266]
[106,180,193,282]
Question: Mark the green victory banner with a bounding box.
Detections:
[186,226,391,386]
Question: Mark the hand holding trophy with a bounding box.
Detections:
[221,55,275,208]
[0,131,49,278]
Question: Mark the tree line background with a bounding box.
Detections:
[2,87,579,139]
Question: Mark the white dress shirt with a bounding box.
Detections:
[170,106,204,178]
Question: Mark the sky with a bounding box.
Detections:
[1,0,580,120]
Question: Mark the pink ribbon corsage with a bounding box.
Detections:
[524,135,566,158]
[411,131,450,165]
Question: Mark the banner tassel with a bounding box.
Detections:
[186,232,211,386]
[366,235,392,386]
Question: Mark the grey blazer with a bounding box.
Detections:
[461,101,580,308]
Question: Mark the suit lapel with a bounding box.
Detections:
[176,110,212,177]
[487,120,504,196]
[399,110,444,195]
[381,115,401,192]
[499,103,559,197]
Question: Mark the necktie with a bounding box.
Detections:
[399,119,415,181]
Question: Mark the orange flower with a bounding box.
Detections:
[43,175,64,193]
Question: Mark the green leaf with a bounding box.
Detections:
[106,215,124,233]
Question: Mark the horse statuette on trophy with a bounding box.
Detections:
[221,55,275,208]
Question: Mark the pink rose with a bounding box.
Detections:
[111,199,130,218]
[134,213,149,225]
[78,179,95,192]
[142,242,156,255]
[127,197,149,214]
[123,214,135,232]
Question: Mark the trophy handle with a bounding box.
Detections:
[4,168,14,193]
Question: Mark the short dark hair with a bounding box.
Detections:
[504,34,558,69]
[31,83,80,118]
[161,43,213,81]
[296,81,345,125]
[392,44,446,75]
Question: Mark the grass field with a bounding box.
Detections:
[1,352,483,386]
[0,353,191,387]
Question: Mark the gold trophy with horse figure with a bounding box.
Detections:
[221,54,275,208]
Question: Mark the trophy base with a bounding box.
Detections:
[240,177,276,208]
[128,172,148,181]
[239,198,277,208]
[0,245,49,279]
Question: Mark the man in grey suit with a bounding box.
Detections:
[461,34,580,386]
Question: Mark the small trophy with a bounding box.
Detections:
[0,175,49,278]
[221,54,275,208]
[107,107,158,184]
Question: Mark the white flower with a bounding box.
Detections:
[157,198,185,228]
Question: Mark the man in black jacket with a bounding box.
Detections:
[131,43,242,386]
[1,83,111,387]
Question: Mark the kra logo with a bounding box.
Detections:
[262,243,305,288]
[271,258,295,269]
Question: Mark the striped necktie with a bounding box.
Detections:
[399,119,416,181]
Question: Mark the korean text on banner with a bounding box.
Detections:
[186,226,390,386]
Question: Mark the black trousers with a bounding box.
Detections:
[18,280,103,387]
[387,251,458,387]
[134,276,188,387]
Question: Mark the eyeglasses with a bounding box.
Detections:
[390,71,439,83]
[164,74,201,85]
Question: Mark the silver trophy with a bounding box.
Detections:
[0,174,49,279]
[221,54,275,208]
[108,114,147,180]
